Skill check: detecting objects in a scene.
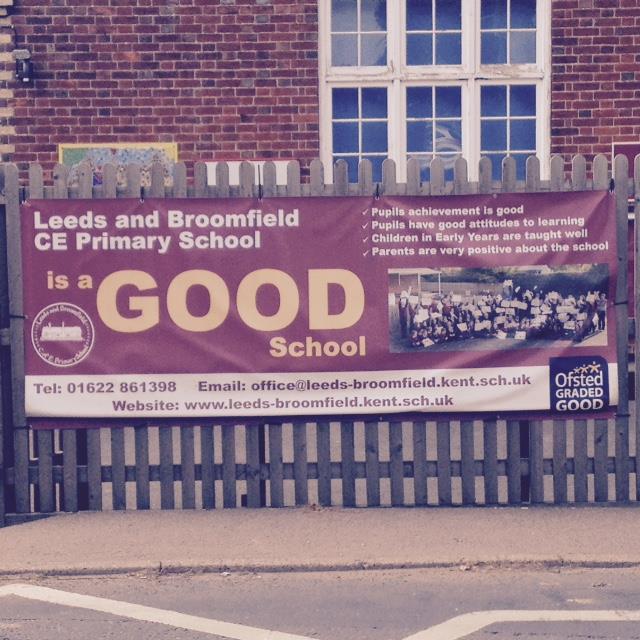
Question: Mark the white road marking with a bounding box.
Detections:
[402,609,640,640]
[0,583,315,640]
[3,583,640,640]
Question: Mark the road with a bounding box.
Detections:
[2,567,640,639]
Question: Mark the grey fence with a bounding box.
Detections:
[0,154,636,525]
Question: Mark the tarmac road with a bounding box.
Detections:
[2,506,640,639]
[3,567,640,640]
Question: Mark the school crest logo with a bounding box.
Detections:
[31,303,95,367]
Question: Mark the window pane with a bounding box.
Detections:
[436,0,461,30]
[435,121,461,153]
[435,34,461,64]
[510,120,536,150]
[332,0,357,31]
[332,34,358,66]
[361,34,387,65]
[510,85,536,116]
[510,31,536,63]
[481,0,507,29]
[512,153,528,180]
[333,122,359,153]
[407,87,433,118]
[407,0,433,30]
[438,155,456,182]
[333,88,359,119]
[512,0,536,29]
[485,153,506,178]
[362,88,388,118]
[407,122,433,152]
[362,122,388,152]
[365,156,385,182]
[362,0,387,30]
[407,34,433,65]
[435,86,461,118]
[335,156,359,182]
[481,31,507,64]
[411,156,433,182]
[481,121,507,151]
[481,86,507,116]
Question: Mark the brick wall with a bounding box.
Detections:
[0,0,15,160]
[551,0,640,167]
[8,0,640,179]
[9,0,319,177]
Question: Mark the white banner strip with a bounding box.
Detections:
[25,365,618,418]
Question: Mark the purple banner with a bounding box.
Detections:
[21,191,617,421]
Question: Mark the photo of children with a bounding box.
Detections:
[388,265,609,353]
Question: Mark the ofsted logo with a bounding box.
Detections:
[550,356,609,412]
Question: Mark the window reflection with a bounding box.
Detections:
[407,0,461,67]
[481,84,537,179]
[407,86,461,174]
[481,0,536,65]
[332,87,388,182]
[331,0,387,67]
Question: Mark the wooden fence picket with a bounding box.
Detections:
[13,428,29,513]
[482,420,498,505]
[365,420,380,507]
[573,419,588,503]
[110,428,126,510]
[436,421,452,505]
[134,426,150,510]
[245,423,262,508]
[36,430,54,513]
[412,421,428,506]
[159,426,175,510]
[594,419,609,502]
[180,426,196,509]
[529,421,544,504]
[222,425,236,508]
[389,421,405,507]
[550,155,568,504]
[460,420,475,505]
[200,425,216,509]
[86,428,102,511]
[506,421,521,504]
[340,421,356,507]
[293,422,308,506]
[552,419,568,504]
[316,421,332,506]
[62,429,78,512]
[268,423,284,508]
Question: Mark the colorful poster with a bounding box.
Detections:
[58,142,178,188]
[21,192,617,421]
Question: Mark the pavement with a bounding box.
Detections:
[1,505,640,577]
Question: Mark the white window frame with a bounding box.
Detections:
[319,0,551,183]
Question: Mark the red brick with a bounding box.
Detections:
[8,0,640,179]
[552,0,640,165]
[8,0,319,177]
